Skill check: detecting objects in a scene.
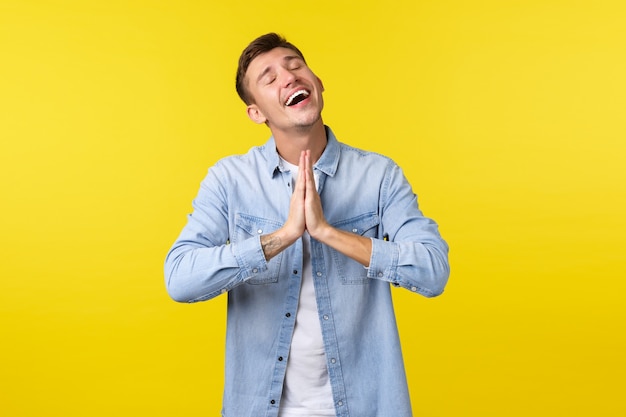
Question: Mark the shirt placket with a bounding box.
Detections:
[311,173,350,417]
[265,169,305,416]
[310,239,350,416]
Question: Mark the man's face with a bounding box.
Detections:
[244,47,324,133]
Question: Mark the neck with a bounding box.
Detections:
[272,120,327,165]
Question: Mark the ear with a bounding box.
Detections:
[317,76,325,92]
[246,104,267,124]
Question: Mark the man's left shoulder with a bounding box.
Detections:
[338,141,394,165]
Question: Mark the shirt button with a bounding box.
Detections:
[293,270,298,274]
[337,400,344,406]
[378,272,383,277]
[278,356,283,361]
[323,315,329,320]
[252,268,258,273]
[352,228,358,233]
[285,312,291,318]
[257,229,263,234]
[411,286,418,292]
[316,272,322,277]
[330,358,336,364]
[270,399,276,405]
[220,288,227,294]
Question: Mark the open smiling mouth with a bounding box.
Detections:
[285,89,310,107]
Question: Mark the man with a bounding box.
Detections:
[165,33,450,417]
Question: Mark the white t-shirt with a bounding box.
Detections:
[278,159,335,417]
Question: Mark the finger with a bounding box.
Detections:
[304,150,315,191]
[299,149,306,172]
[294,150,306,193]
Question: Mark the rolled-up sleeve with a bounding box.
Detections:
[367,161,450,297]
[164,167,268,303]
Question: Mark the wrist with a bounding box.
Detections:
[309,222,334,244]
[277,225,302,247]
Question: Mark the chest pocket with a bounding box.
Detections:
[235,213,284,285]
[331,212,380,284]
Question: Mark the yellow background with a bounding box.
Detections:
[1,0,624,415]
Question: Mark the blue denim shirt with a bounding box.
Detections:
[165,126,450,417]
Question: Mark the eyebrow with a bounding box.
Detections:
[255,55,303,84]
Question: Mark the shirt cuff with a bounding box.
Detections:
[367,237,399,283]
[232,235,268,281]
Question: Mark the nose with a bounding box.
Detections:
[279,67,297,87]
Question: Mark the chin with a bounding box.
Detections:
[295,111,322,126]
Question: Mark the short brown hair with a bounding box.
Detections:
[235,33,307,105]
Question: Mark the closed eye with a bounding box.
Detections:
[285,56,304,70]
[262,73,276,85]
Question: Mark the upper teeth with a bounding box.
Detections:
[285,90,309,106]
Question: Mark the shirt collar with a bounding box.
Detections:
[263,125,341,178]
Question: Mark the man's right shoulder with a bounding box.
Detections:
[213,143,268,167]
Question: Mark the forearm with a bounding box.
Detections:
[312,225,373,267]
[260,226,300,261]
